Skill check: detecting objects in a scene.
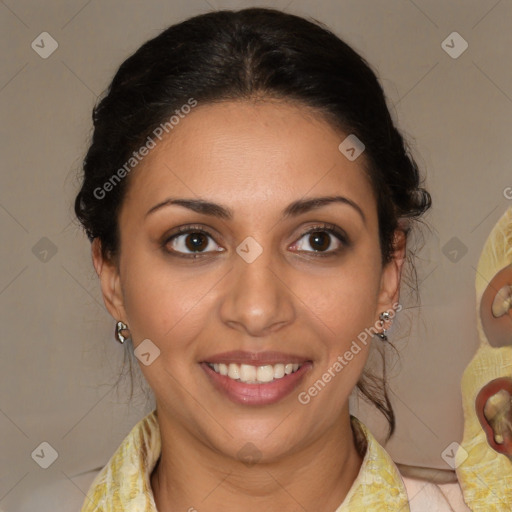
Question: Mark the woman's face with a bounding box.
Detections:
[95,100,403,462]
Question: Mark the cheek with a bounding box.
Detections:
[287,261,381,398]
[119,230,381,359]
[292,256,381,336]
[119,249,221,347]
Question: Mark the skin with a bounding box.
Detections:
[92,99,406,511]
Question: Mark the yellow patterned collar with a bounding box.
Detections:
[81,410,410,511]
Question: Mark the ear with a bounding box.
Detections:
[376,228,407,313]
[475,377,512,457]
[91,238,127,323]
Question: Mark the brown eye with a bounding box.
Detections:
[291,225,348,255]
[163,226,224,257]
[184,232,209,252]
[308,231,331,251]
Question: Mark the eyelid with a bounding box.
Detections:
[290,223,349,255]
[299,222,348,242]
[161,224,224,258]
[161,222,349,258]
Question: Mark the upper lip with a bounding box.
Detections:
[202,350,311,365]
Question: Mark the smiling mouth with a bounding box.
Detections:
[206,362,303,384]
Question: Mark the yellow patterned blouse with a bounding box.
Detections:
[80,409,410,511]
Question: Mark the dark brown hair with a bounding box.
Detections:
[74,7,432,439]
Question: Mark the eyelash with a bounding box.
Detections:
[161,223,349,259]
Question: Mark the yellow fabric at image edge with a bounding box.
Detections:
[80,410,410,512]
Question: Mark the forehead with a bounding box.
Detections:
[122,99,376,221]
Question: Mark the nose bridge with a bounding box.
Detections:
[237,242,277,296]
[219,237,294,335]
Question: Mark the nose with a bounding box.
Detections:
[219,245,296,337]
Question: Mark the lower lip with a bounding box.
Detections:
[201,362,312,406]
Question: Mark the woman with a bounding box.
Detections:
[75,7,466,511]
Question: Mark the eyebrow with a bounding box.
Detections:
[145,195,366,225]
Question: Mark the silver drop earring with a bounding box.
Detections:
[115,320,130,344]
[377,311,391,341]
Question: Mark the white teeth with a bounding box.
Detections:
[274,364,285,379]
[256,365,274,383]
[209,362,303,383]
[228,363,240,380]
[240,364,256,382]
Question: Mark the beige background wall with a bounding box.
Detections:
[1,0,511,510]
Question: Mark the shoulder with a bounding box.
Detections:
[349,417,471,511]
[80,409,161,512]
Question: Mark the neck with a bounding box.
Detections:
[150,409,364,512]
